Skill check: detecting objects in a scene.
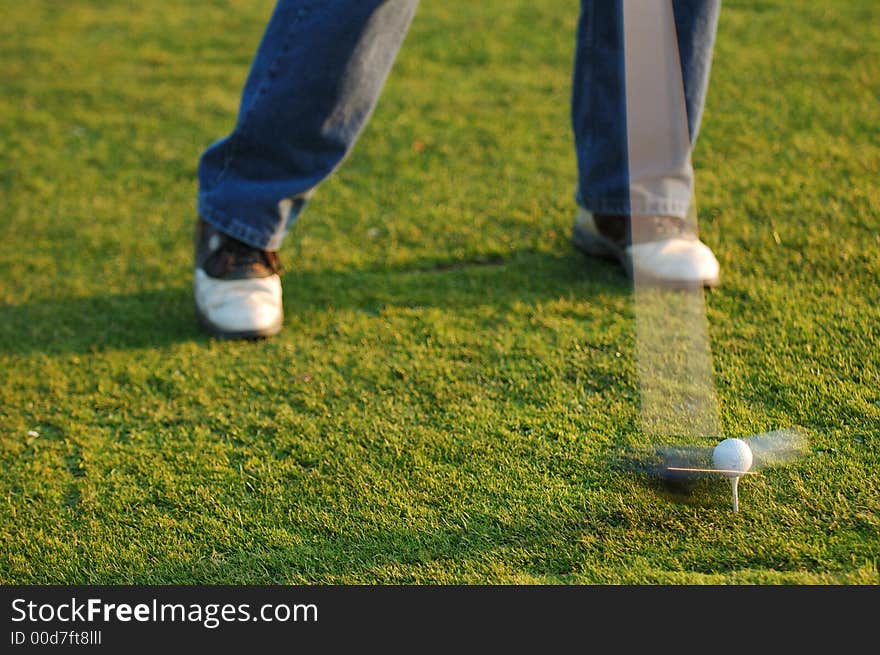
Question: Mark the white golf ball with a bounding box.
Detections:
[712,438,753,477]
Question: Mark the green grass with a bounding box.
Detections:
[1,0,878,584]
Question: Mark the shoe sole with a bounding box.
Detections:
[193,295,283,340]
[572,224,719,289]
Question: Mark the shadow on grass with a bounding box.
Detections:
[0,248,628,355]
[0,286,202,355]
[85,495,732,585]
[130,515,594,584]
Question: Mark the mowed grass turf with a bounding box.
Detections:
[1,1,878,584]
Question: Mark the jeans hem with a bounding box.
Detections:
[198,198,289,251]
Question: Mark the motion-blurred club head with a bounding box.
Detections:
[621,428,809,512]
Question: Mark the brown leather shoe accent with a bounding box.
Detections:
[195,218,281,280]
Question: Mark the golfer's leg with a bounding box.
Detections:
[194,0,417,339]
[571,0,630,217]
[571,0,722,286]
[198,0,419,251]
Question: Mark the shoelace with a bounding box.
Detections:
[208,236,280,277]
[595,214,697,246]
[631,215,697,244]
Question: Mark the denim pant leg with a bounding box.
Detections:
[198,0,419,250]
[572,0,720,218]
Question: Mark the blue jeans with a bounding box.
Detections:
[198,0,721,250]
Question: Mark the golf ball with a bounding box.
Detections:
[712,438,753,477]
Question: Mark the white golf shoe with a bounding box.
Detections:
[572,208,720,288]
[193,219,283,339]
